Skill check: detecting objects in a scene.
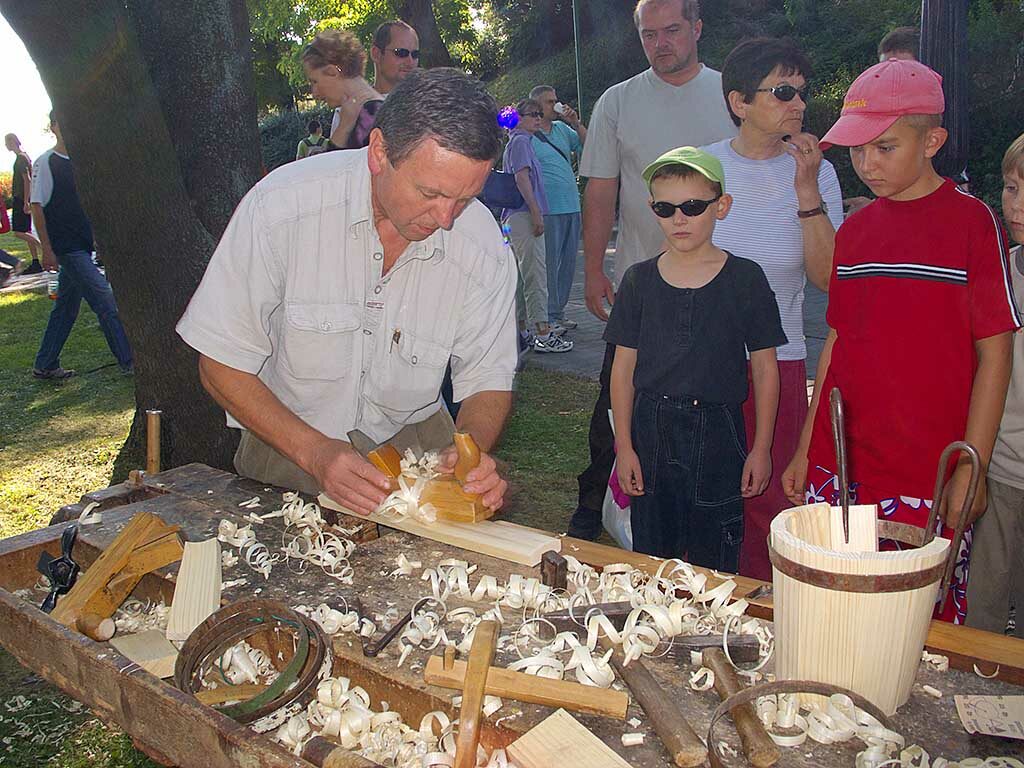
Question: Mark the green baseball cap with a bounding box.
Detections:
[642,146,726,193]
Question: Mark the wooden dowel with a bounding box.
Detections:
[703,648,780,768]
[146,409,162,475]
[455,620,498,768]
[599,638,707,767]
[301,735,376,767]
[77,612,116,641]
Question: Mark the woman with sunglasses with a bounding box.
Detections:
[702,38,845,581]
[302,29,384,151]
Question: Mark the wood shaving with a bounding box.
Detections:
[621,733,644,747]
[922,685,942,699]
[921,651,949,672]
[77,502,102,525]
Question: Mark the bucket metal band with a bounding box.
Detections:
[768,544,946,594]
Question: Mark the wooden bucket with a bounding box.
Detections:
[768,502,950,715]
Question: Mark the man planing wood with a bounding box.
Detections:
[177,69,517,516]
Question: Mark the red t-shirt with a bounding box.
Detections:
[808,180,1021,498]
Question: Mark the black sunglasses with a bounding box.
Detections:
[650,196,721,218]
[520,111,543,118]
[392,47,420,60]
[755,84,810,102]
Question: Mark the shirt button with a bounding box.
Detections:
[411,355,418,364]
[363,329,372,335]
[374,286,382,294]
[321,321,331,330]
[373,252,382,261]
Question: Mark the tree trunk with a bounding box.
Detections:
[0,0,261,480]
[920,0,969,180]
[397,0,454,68]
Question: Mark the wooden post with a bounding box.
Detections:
[146,409,162,475]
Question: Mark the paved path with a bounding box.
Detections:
[527,245,829,380]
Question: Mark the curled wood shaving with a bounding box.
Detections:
[78,502,102,525]
[921,651,949,672]
[921,685,942,699]
[113,598,169,634]
[973,663,1000,679]
[391,554,422,577]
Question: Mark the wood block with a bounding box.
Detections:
[110,629,179,679]
[419,477,493,523]
[166,539,222,642]
[368,445,403,478]
[507,709,632,768]
[52,513,167,627]
[89,531,183,618]
[318,493,559,567]
[424,655,628,719]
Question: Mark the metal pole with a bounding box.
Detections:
[571,0,583,116]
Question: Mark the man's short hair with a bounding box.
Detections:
[375,68,501,167]
[4,133,17,145]
[307,119,322,134]
[878,26,919,59]
[634,0,700,28]
[529,85,555,101]
[302,28,367,78]
[1003,133,1024,178]
[721,37,813,127]
[649,164,722,198]
[373,20,416,52]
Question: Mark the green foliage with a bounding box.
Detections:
[259,105,336,172]
[0,171,11,210]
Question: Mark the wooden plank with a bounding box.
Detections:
[166,538,222,642]
[109,629,179,679]
[508,709,633,768]
[424,655,629,719]
[318,494,559,566]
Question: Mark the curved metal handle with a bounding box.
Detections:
[926,441,981,614]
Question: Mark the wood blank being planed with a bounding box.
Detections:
[166,539,222,643]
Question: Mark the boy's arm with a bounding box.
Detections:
[21,166,32,214]
[781,328,837,504]
[941,332,1013,528]
[744,348,781,497]
[610,346,643,494]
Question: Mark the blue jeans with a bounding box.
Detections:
[34,250,133,371]
[544,212,580,322]
[629,391,746,571]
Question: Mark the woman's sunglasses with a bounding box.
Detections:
[650,196,720,218]
[391,48,421,60]
[520,111,544,118]
[755,84,810,102]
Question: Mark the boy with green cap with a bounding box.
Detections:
[605,146,786,569]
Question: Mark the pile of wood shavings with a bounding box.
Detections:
[0,695,85,751]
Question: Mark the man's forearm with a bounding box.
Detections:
[963,333,1013,470]
[800,216,836,291]
[455,390,513,452]
[198,354,330,474]
[582,178,617,274]
[30,204,52,253]
[575,123,588,144]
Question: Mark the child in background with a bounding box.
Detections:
[606,147,785,571]
[966,133,1024,636]
[782,60,1020,623]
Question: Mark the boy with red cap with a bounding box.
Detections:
[781,59,1020,623]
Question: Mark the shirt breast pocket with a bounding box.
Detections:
[280,302,361,380]
[367,330,450,418]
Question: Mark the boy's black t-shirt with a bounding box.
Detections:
[604,252,787,404]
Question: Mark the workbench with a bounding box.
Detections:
[1,463,1022,767]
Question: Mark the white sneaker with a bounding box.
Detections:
[534,333,573,353]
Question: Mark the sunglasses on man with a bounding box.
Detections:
[391,47,420,60]
[755,84,810,102]
[650,196,721,218]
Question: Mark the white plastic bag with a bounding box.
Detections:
[601,409,633,550]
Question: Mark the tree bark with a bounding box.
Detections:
[397,0,454,68]
[920,0,969,179]
[1,0,261,479]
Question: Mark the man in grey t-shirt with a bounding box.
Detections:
[568,0,737,540]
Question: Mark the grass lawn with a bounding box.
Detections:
[0,259,600,765]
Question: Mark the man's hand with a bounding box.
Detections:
[42,246,58,271]
[309,438,392,516]
[531,213,545,237]
[781,452,809,507]
[615,447,645,496]
[23,201,31,215]
[939,462,988,531]
[741,448,772,498]
[783,133,824,206]
[585,269,615,321]
[437,445,508,511]
[559,105,582,129]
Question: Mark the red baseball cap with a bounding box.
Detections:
[819,59,945,149]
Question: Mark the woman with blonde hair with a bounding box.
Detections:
[302,29,384,150]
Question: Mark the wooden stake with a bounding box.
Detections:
[146,409,163,475]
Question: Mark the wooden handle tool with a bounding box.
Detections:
[452,432,481,482]
[598,638,707,767]
[454,619,498,768]
[702,647,780,768]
